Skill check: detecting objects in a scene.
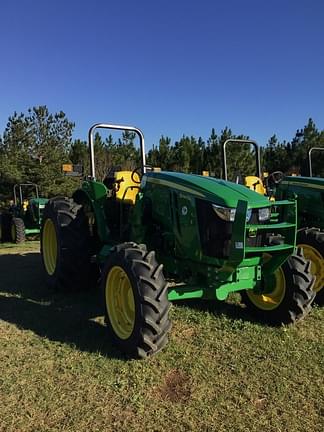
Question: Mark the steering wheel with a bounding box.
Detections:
[267,171,284,185]
[131,167,142,184]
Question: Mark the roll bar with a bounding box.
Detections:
[88,123,146,180]
[308,147,324,177]
[13,183,39,205]
[222,139,261,181]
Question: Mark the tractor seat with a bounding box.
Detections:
[23,200,29,211]
[114,171,140,205]
[103,166,122,190]
[245,176,266,195]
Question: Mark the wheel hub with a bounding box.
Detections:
[299,243,323,293]
[246,267,286,310]
[106,266,135,340]
[42,219,58,275]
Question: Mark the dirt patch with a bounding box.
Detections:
[157,368,193,403]
[171,321,196,341]
[252,397,267,410]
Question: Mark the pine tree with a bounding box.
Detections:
[0,106,76,196]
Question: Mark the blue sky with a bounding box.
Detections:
[0,0,323,149]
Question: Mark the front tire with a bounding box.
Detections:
[297,228,324,304]
[102,243,171,358]
[241,249,315,325]
[41,197,95,291]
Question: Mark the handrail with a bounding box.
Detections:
[13,183,39,205]
[308,147,324,177]
[88,123,146,180]
[222,139,261,181]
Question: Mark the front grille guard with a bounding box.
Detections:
[225,199,297,276]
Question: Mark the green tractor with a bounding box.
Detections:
[40,124,315,358]
[0,183,48,243]
[222,141,324,302]
[275,147,324,302]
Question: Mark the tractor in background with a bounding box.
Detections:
[0,183,48,243]
[222,141,324,302]
[275,147,324,302]
[40,124,315,358]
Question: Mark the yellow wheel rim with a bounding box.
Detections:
[247,267,286,310]
[11,223,16,241]
[42,219,58,276]
[299,243,324,293]
[105,266,135,340]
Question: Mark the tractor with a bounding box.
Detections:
[0,183,48,243]
[275,147,324,302]
[40,124,315,358]
[222,141,324,302]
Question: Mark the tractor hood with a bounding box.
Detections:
[145,172,270,208]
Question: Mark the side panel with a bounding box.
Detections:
[276,178,324,229]
[133,179,203,263]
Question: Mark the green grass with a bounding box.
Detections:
[0,242,323,432]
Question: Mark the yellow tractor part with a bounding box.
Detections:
[105,265,136,339]
[42,219,58,275]
[114,171,140,204]
[244,176,266,195]
[23,200,29,211]
[245,266,286,310]
[299,243,323,293]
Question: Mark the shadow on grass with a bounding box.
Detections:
[173,297,258,325]
[0,252,124,360]
[0,252,262,360]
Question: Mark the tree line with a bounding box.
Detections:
[0,106,323,199]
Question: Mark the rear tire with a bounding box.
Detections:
[11,217,26,243]
[297,227,324,304]
[102,243,171,358]
[241,249,315,325]
[41,197,96,291]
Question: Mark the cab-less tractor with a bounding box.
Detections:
[222,141,324,303]
[0,183,48,243]
[275,147,324,302]
[40,124,315,358]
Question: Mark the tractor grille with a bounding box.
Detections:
[196,201,275,259]
[245,210,263,249]
[196,199,232,258]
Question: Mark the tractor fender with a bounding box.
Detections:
[72,188,110,242]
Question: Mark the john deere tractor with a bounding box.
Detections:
[0,184,48,243]
[222,140,324,302]
[40,124,315,358]
[275,147,324,302]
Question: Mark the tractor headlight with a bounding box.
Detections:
[212,204,236,222]
[258,207,271,222]
[246,208,252,222]
[212,204,252,222]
